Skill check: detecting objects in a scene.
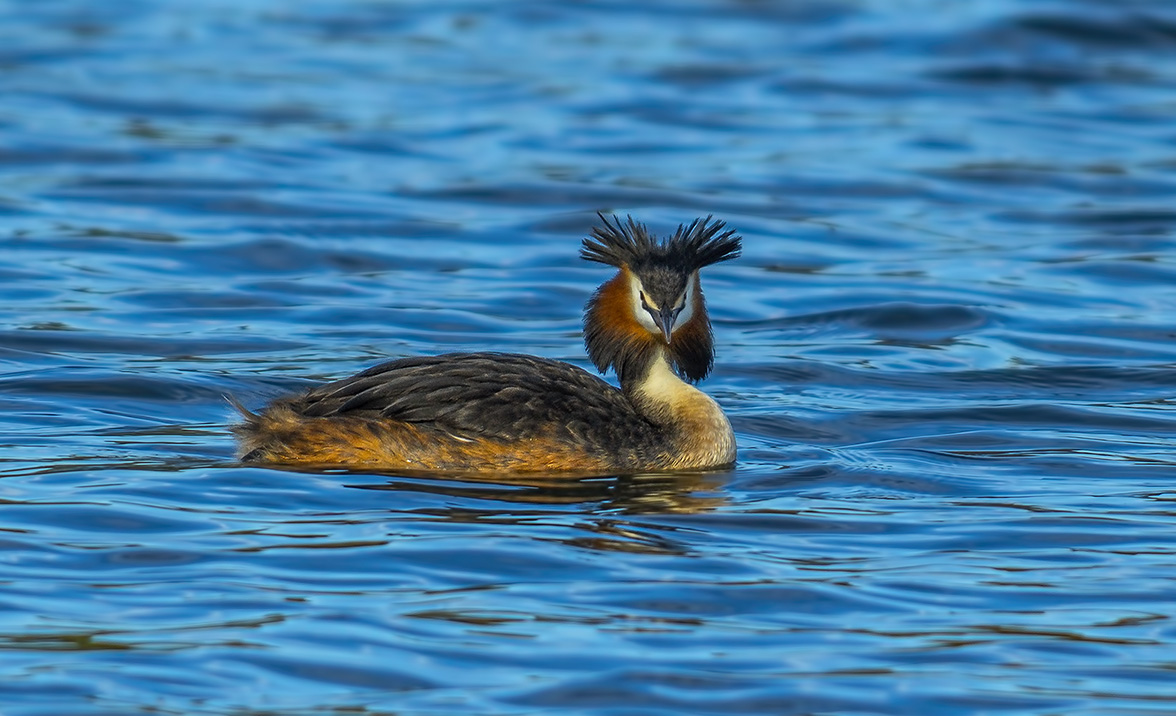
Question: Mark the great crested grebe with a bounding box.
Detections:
[233,214,741,474]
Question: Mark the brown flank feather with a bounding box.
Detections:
[234,402,619,473]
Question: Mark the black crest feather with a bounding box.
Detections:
[581,213,741,272]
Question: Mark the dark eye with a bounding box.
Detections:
[639,292,652,310]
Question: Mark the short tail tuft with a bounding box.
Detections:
[226,394,279,462]
[225,394,259,420]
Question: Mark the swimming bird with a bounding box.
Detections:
[233,214,741,474]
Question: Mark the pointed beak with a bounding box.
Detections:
[656,307,676,343]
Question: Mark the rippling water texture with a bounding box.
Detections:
[3,1,1176,714]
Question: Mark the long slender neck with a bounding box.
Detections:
[626,344,695,418]
[629,342,736,469]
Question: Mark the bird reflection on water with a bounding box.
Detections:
[347,469,732,516]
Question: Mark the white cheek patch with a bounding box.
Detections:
[672,275,697,332]
[628,273,662,335]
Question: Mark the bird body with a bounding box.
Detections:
[234,214,740,475]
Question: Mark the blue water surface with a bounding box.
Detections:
[3,0,1176,714]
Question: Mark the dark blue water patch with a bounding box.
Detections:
[507,671,878,715]
[758,302,991,344]
[1008,9,1176,50]
[0,368,291,405]
[928,63,1157,88]
[0,329,303,359]
[232,651,435,691]
[993,206,1176,233]
[43,183,392,221]
[920,161,1176,201]
[232,217,467,244]
[729,363,1176,403]
[864,6,1176,65]
[0,144,166,168]
[788,402,1176,446]
[650,62,772,89]
[50,177,289,194]
[397,181,817,222]
[0,501,206,537]
[999,332,1176,364]
[48,90,330,125]
[1055,235,1176,256]
[0,44,106,69]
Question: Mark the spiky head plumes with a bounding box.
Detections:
[581,214,740,385]
[581,214,741,274]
